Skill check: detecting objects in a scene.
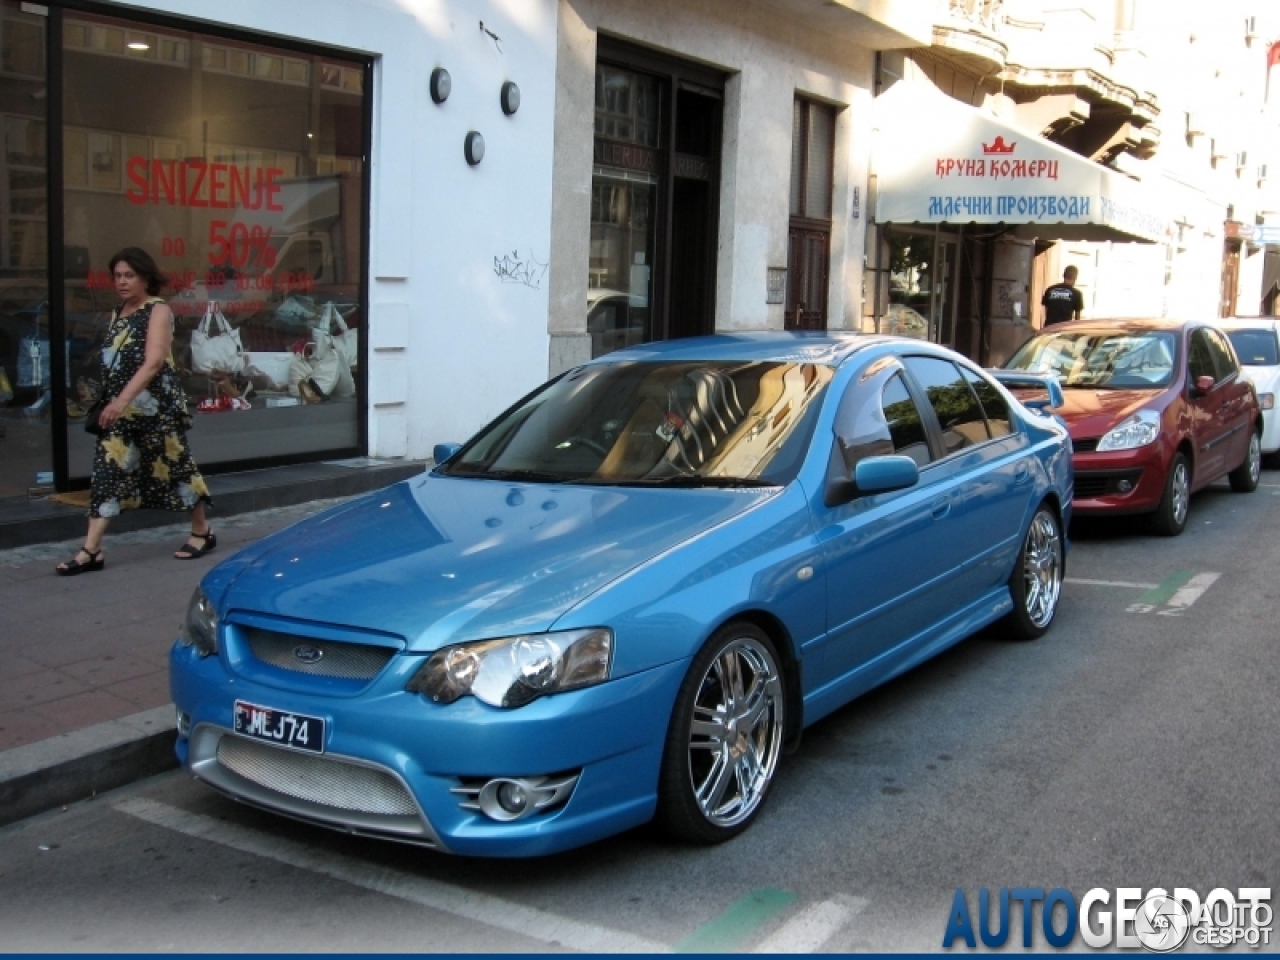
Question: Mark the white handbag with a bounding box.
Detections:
[321,302,358,369]
[191,301,245,374]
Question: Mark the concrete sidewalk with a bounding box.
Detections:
[0,497,355,827]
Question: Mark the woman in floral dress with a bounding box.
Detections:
[56,248,214,575]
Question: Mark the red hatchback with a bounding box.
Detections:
[1004,318,1262,535]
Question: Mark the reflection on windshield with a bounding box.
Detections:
[1225,329,1280,366]
[1005,330,1176,388]
[442,361,834,485]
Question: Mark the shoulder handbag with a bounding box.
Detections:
[322,302,359,369]
[305,338,355,398]
[191,301,246,374]
[85,320,124,436]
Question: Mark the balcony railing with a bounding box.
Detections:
[946,0,1003,34]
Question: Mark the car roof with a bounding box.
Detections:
[584,331,936,367]
[1217,316,1280,330]
[1040,317,1203,333]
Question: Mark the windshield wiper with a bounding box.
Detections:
[593,476,779,488]
[444,468,585,484]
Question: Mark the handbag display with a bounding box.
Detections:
[190,301,246,374]
[305,334,355,398]
[321,302,359,369]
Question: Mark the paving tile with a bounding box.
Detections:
[0,707,64,752]
[58,652,159,687]
[0,669,91,709]
[102,669,173,711]
[29,687,138,730]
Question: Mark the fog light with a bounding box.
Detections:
[451,773,581,822]
[175,709,191,737]
[497,781,528,815]
[1116,479,1133,492]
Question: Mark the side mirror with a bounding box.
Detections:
[1193,375,1216,395]
[825,454,920,507]
[432,442,462,466]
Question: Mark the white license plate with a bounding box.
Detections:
[233,700,325,754]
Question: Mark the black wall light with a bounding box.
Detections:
[464,131,485,165]
[430,67,451,104]
[500,81,520,116]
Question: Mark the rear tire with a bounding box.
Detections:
[1003,504,1063,641]
[657,621,785,844]
[1229,430,1261,493]
[1149,452,1191,536]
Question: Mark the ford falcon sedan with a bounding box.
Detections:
[170,332,1072,857]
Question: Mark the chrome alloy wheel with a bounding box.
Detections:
[1022,509,1063,629]
[1170,459,1191,527]
[686,635,784,829]
[1247,432,1262,485]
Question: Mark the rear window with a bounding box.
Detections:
[1224,329,1280,366]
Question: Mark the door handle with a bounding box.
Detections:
[1014,461,1031,484]
[932,498,951,519]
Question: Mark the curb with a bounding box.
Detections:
[0,706,178,827]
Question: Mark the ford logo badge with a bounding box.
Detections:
[293,644,324,665]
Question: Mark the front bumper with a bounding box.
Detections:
[1069,445,1165,516]
[170,640,686,857]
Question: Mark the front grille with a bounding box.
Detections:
[216,735,418,816]
[1072,437,1101,453]
[244,627,396,680]
[1075,469,1143,499]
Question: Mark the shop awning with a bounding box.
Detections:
[872,82,1168,244]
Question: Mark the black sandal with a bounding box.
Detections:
[174,530,217,560]
[56,548,104,576]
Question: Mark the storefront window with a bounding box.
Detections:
[0,1,51,497]
[61,11,368,480]
[589,64,658,359]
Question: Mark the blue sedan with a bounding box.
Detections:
[170,333,1072,857]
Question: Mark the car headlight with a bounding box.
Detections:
[178,587,218,657]
[407,628,613,708]
[1259,392,1274,411]
[1097,409,1161,451]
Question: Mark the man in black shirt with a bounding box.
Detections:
[1042,265,1084,324]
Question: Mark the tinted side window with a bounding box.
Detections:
[832,368,932,470]
[883,373,932,467]
[961,367,1013,437]
[1205,329,1238,381]
[1188,329,1216,382]
[904,356,990,455]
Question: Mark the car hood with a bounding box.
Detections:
[220,475,777,651]
[1055,387,1165,440]
[1240,366,1280,393]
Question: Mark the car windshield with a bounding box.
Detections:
[1224,328,1280,366]
[1005,330,1177,388]
[441,360,835,486]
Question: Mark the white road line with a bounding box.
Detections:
[1165,571,1221,608]
[114,797,668,953]
[1065,578,1159,589]
[753,896,867,953]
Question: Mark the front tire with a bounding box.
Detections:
[1150,452,1191,536]
[1003,504,1064,641]
[657,621,785,844]
[1229,430,1261,493]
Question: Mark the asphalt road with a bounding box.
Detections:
[2,472,1277,952]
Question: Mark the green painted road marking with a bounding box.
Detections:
[1139,570,1194,606]
[675,888,798,953]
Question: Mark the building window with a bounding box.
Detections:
[588,39,723,358]
[786,98,835,330]
[59,10,370,481]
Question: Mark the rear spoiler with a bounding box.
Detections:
[988,370,1065,411]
